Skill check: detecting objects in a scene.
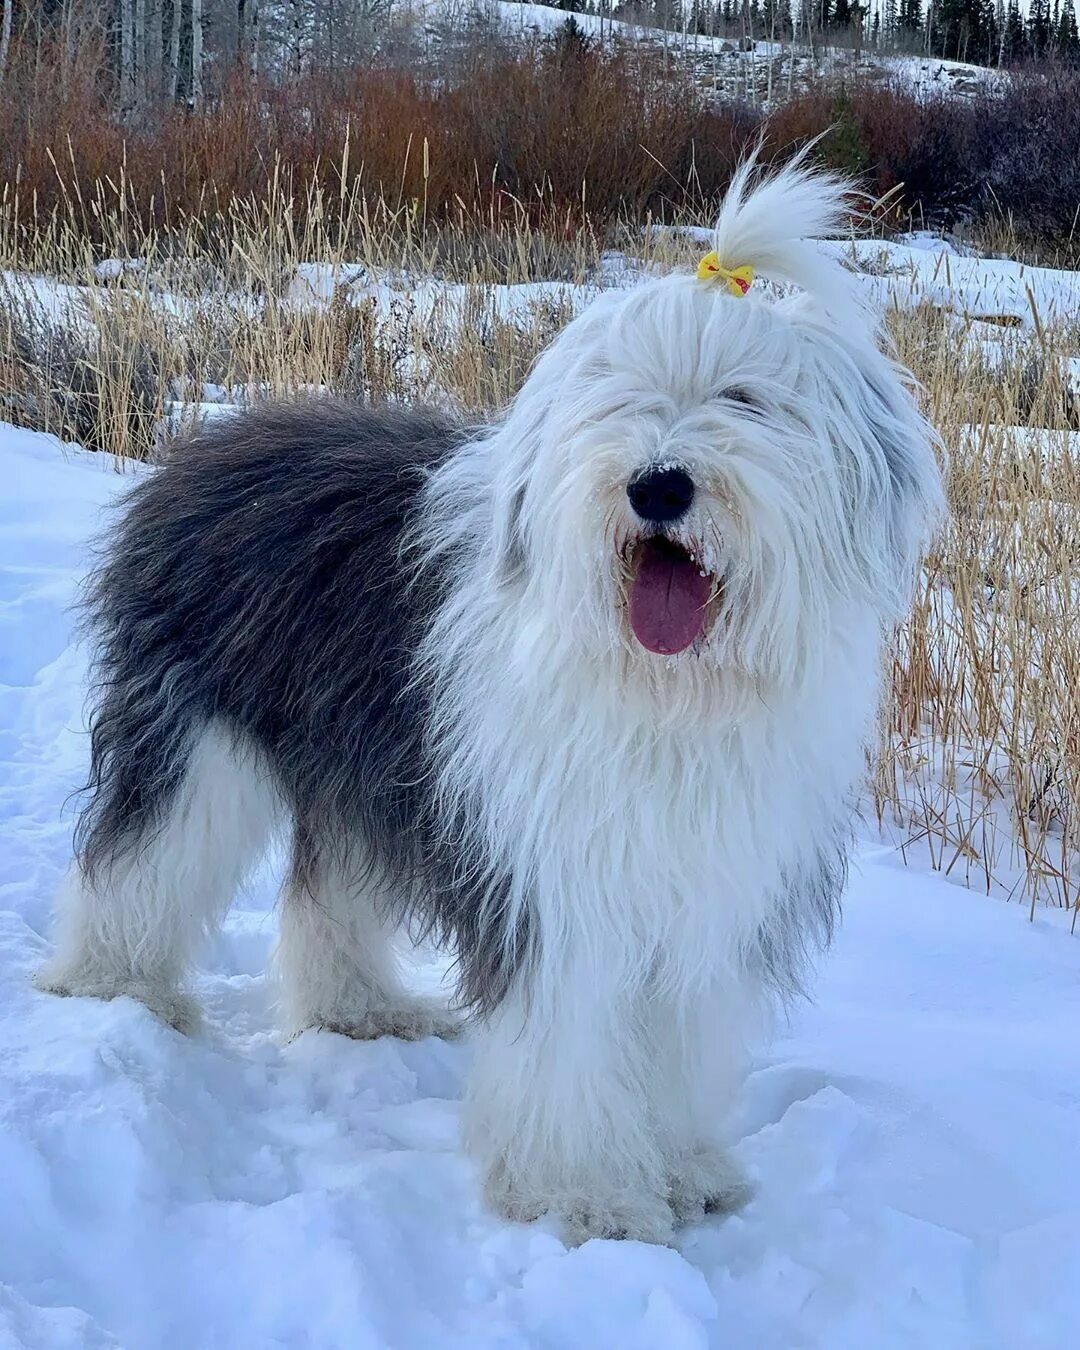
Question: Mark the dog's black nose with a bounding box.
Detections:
[627,466,695,524]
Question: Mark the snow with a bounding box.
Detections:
[823,238,1080,327]
[414,3,998,106]
[404,3,997,109]
[0,270,91,328]
[2,421,1078,1348]
[414,1,738,52]
[879,53,1003,97]
[484,1,739,54]
[14,238,1079,399]
[663,230,1080,330]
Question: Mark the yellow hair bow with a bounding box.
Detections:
[696,252,754,298]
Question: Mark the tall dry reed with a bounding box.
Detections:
[3,176,1078,925]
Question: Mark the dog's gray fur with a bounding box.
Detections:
[77,400,527,1012]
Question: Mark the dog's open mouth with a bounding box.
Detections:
[628,537,715,656]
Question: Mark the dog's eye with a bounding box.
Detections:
[720,387,758,410]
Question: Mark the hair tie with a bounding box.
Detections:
[697,252,754,297]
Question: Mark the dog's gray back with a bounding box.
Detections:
[78,400,523,1010]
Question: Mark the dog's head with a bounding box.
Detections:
[469,161,944,699]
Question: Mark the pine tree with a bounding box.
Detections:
[763,0,785,37]
[981,0,999,62]
[898,0,922,36]
[1028,0,1051,55]
[1003,0,1025,60]
[929,0,992,58]
[1059,2,1080,59]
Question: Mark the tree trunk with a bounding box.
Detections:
[168,0,181,100]
[191,0,203,106]
[250,0,259,75]
[134,0,147,103]
[121,0,136,107]
[0,0,13,87]
[291,0,302,79]
[147,0,163,101]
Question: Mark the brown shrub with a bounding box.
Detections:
[2,29,1079,256]
[0,36,761,239]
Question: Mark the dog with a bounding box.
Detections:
[37,160,943,1245]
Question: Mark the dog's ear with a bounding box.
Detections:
[858,357,944,610]
[810,334,945,616]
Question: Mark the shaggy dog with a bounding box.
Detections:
[37,161,943,1244]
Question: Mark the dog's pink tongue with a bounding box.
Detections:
[628,539,711,655]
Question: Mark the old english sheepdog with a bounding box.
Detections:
[38,161,943,1244]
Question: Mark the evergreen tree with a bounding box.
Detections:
[930,0,1017,59]
[981,0,999,62]
[1059,2,1080,59]
[1003,0,1025,59]
[898,0,922,35]
[552,14,591,56]
[763,0,785,36]
[1029,0,1053,55]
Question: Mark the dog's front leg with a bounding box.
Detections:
[465,976,675,1246]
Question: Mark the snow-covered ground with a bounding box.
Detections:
[659,226,1080,327]
[828,237,1080,326]
[2,418,1078,1348]
[408,1,1000,105]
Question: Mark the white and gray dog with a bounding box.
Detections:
[38,161,942,1244]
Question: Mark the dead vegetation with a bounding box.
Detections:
[2,168,1078,926]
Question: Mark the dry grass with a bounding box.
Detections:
[881,302,1080,922]
[0,169,710,454]
[2,177,1078,926]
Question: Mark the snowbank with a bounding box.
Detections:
[824,238,1080,327]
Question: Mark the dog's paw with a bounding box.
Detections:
[667,1145,753,1223]
[34,964,201,1034]
[314,997,461,1043]
[561,1194,677,1247]
[484,1161,676,1245]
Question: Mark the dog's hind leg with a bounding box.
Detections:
[37,724,277,1032]
[277,845,458,1042]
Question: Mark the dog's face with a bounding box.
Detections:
[492,275,941,697]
